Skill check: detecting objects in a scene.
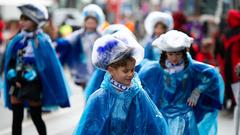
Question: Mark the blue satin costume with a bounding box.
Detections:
[3,31,70,109]
[74,72,170,135]
[138,54,224,135]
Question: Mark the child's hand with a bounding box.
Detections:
[15,82,22,88]
[187,89,200,107]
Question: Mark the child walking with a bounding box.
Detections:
[3,4,70,135]
[139,30,224,135]
[74,31,169,135]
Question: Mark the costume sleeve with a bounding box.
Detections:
[55,38,71,65]
[74,90,109,135]
[193,64,224,109]
[192,62,224,134]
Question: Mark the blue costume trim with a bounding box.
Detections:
[4,31,71,109]
[74,72,169,135]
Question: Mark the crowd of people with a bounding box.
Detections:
[0,2,239,135]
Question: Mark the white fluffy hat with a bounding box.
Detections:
[152,30,193,52]
[82,4,105,28]
[144,11,173,35]
[92,31,144,70]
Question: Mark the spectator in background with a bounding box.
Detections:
[220,9,240,113]
[195,38,216,66]
[0,16,4,45]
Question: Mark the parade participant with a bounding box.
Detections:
[139,30,224,135]
[55,4,105,88]
[3,4,70,135]
[143,11,173,60]
[84,24,139,101]
[74,31,169,135]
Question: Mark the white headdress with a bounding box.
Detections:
[18,3,48,28]
[82,4,105,28]
[152,30,193,52]
[144,11,173,35]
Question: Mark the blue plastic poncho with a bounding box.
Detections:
[4,31,70,109]
[74,72,169,135]
[84,59,150,101]
[138,54,224,135]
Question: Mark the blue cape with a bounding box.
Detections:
[4,31,70,109]
[74,72,169,135]
[138,54,224,135]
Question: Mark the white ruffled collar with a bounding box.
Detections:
[110,78,130,92]
[164,59,185,74]
[20,29,42,38]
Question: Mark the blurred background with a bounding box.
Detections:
[0,0,239,134]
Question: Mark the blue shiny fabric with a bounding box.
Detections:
[55,37,82,68]
[144,36,160,61]
[75,72,169,135]
[138,54,224,135]
[84,68,105,101]
[84,59,150,101]
[4,31,71,109]
[56,30,101,83]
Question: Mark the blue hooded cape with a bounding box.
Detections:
[138,54,224,135]
[3,31,70,109]
[74,72,169,135]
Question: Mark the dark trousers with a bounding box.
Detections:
[12,104,47,135]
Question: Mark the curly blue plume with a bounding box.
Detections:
[97,40,119,54]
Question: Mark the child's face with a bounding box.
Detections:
[166,51,183,64]
[19,15,36,32]
[108,60,136,86]
[154,23,167,37]
[84,17,98,32]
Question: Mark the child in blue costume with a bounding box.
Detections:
[139,30,224,135]
[3,4,70,135]
[55,4,104,88]
[74,31,169,135]
[143,11,173,61]
[84,24,147,101]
